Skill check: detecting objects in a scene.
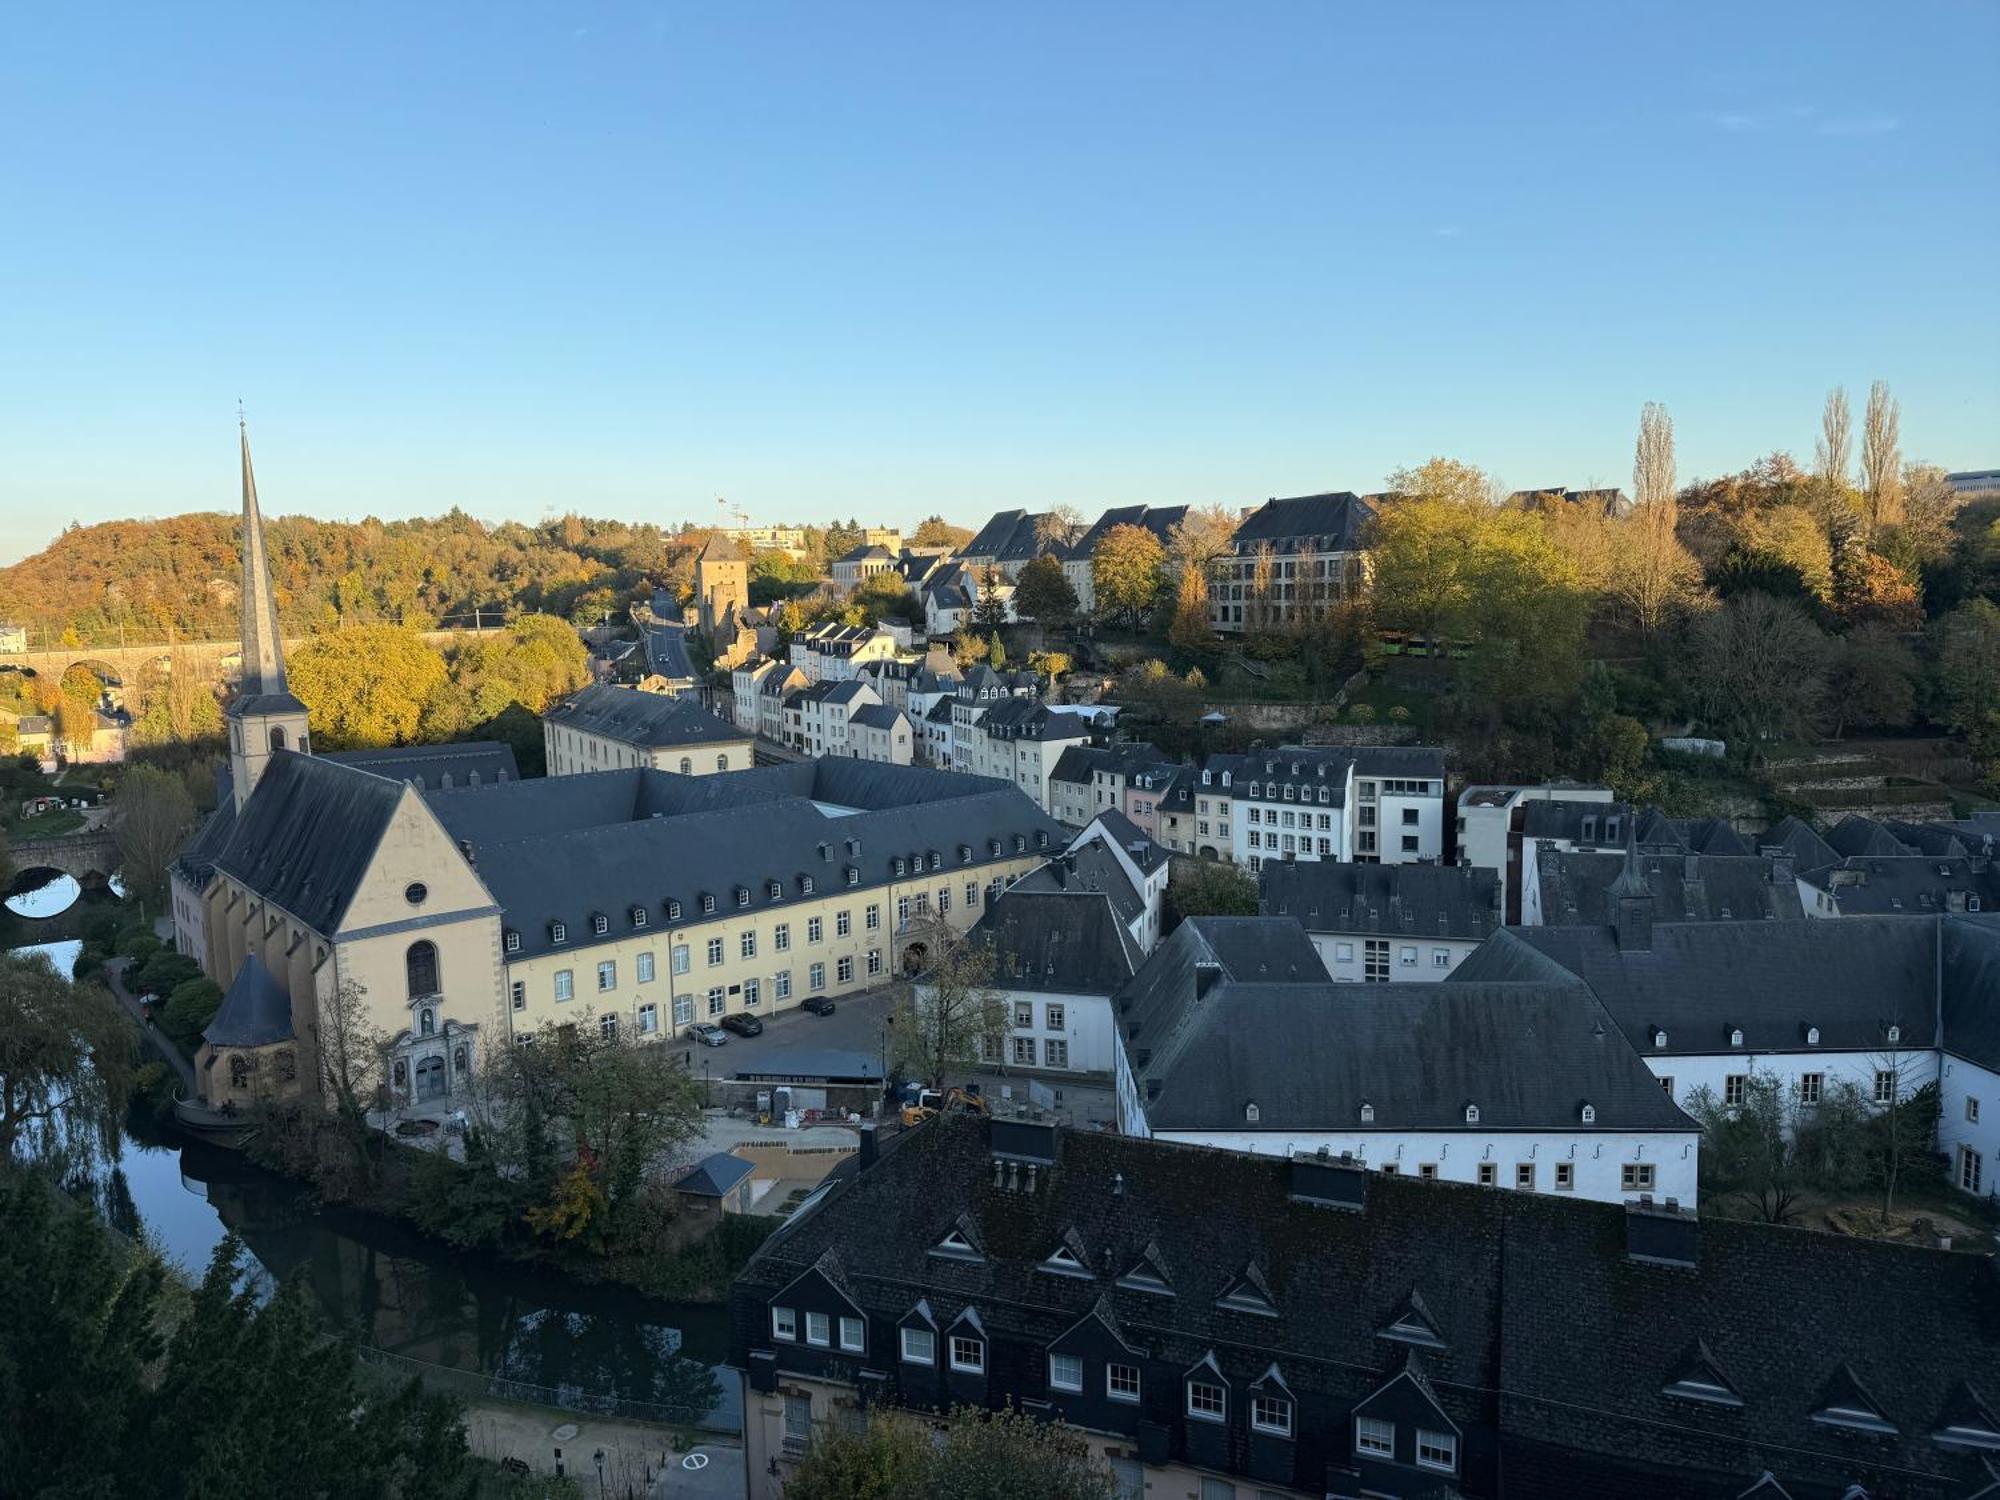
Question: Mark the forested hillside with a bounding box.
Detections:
[0,510,704,645]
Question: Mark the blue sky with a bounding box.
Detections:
[1,2,1995,563]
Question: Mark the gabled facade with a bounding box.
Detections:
[1262,859,1502,981]
[734,1116,2000,1500]
[1207,491,1375,634]
[541,683,752,776]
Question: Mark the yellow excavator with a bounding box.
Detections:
[899,1085,990,1128]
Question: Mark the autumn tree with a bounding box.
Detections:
[911,515,973,549]
[447,612,590,720]
[1895,462,1963,567]
[0,950,132,1173]
[1722,505,1835,607]
[1163,857,1258,924]
[1633,401,1677,508]
[1011,555,1079,627]
[1387,456,1502,508]
[286,625,450,747]
[1684,592,1830,756]
[112,764,195,907]
[852,569,923,626]
[1815,388,1852,488]
[1091,523,1167,625]
[1861,379,1903,527]
[1167,562,1213,653]
[1033,505,1086,556]
[894,920,1006,1087]
[1165,504,1238,580]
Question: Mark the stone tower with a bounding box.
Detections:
[694,532,749,639]
[227,420,311,810]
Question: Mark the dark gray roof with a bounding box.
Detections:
[1013,837,1146,926]
[970,889,1143,996]
[1758,815,1840,870]
[1635,808,1750,856]
[424,759,1064,962]
[1262,860,1501,942]
[323,741,520,791]
[1941,916,2000,1069]
[674,1151,755,1198]
[173,783,239,888]
[837,544,895,563]
[978,699,1090,743]
[202,952,295,1048]
[736,1115,2000,1497]
[1120,923,1684,1133]
[1807,854,2000,917]
[1536,849,1805,925]
[544,684,744,748]
[848,704,908,732]
[1454,918,1943,1054]
[212,751,408,934]
[1519,799,1634,843]
[1825,814,1915,859]
[1229,491,1375,552]
[1072,504,1191,557]
[962,508,1030,558]
[1081,809,1167,876]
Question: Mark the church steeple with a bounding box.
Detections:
[227,415,311,810]
[237,416,290,698]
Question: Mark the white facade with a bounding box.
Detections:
[1940,1052,1998,1202]
[1638,1045,1939,1128]
[847,709,915,766]
[792,626,902,684]
[981,987,1118,1077]
[1313,931,1477,983]
[1455,784,1614,911]
[542,718,751,777]
[787,682,883,758]
[1068,819,1169,955]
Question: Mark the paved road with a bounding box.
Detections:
[104,958,197,1094]
[687,983,899,1078]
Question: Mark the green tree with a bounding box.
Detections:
[1683,592,1830,758]
[1012,555,1079,627]
[111,764,195,907]
[986,632,1006,669]
[286,626,450,748]
[893,921,1005,1088]
[1386,455,1501,507]
[787,1405,1118,1500]
[853,570,922,626]
[1826,624,1918,736]
[1687,1071,1808,1223]
[1163,856,1258,924]
[911,516,974,549]
[0,950,132,1171]
[158,977,224,1052]
[1090,524,1167,625]
[1932,599,2000,771]
[972,569,1010,634]
[449,612,590,721]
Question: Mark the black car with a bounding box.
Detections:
[800,995,836,1016]
[720,1013,764,1037]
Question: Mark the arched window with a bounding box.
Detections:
[468,770,481,787]
[420,1008,435,1037]
[229,1055,250,1089]
[717,754,729,771]
[679,757,693,774]
[453,1045,468,1075]
[440,772,453,789]
[393,1059,408,1089]
[269,726,286,752]
[407,940,440,999]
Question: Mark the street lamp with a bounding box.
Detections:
[594,1447,606,1498]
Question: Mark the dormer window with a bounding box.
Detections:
[1039,1242,1090,1278]
[1244,1102,1260,1123]
[989,838,1003,857]
[930,851,944,869]
[736,886,751,908]
[504,929,521,954]
[1886,1023,1901,1043]
[931,1226,982,1262]
[591,913,609,936]
[1580,1102,1597,1124]
[1250,1388,1294,1438]
[550,921,567,945]
[1202,770,1212,786]
[1805,1025,1821,1046]
[667,899,682,922]
[1811,1367,1898,1436]
[1464,1103,1480,1124]
[845,867,859,887]
[1663,1340,1743,1408]
[1013,834,1026,852]
[1652,1029,1668,1049]
[1729,1026,1743,1047]
[632,906,648,928]
[893,857,906,876]
[701,893,717,914]
[769,881,783,900]
[1185,1356,1228,1423]
[1360,1102,1375,1124]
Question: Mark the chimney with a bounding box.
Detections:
[1194,961,1223,1000]
[1768,854,1795,885]
[1615,888,1653,952]
[857,1123,879,1172]
[1626,1196,1699,1267]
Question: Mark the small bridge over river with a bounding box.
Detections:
[0,624,506,689]
[8,828,121,882]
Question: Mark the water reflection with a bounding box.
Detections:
[9,931,737,1428]
[4,871,82,918]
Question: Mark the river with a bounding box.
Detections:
[9,924,738,1430]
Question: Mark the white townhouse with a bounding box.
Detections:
[846,703,915,766]
[1455,782,1615,914]
[792,623,904,684]
[1261,859,1501,982]
[542,683,753,777]
[1112,917,1699,1207]
[961,699,1093,814]
[786,679,882,758]
[1198,746,1446,869]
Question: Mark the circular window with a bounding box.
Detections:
[404,882,428,906]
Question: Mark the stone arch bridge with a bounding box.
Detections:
[0,626,504,690]
[8,827,121,883]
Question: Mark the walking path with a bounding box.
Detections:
[104,958,197,1094]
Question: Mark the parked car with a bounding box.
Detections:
[720,1013,764,1037]
[685,1022,729,1047]
[800,995,836,1016]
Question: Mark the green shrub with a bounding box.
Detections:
[133,949,201,998]
[161,977,224,1051]
[116,931,161,962]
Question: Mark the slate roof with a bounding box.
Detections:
[1228,491,1376,552]
[977,698,1090,743]
[735,1115,2000,1498]
[544,684,745,749]
[1519,799,1635,843]
[836,544,895,564]
[1825,814,1914,859]
[674,1151,755,1198]
[698,532,748,563]
[1262,860,1502,942]
[423,759,1064,962]
[961,509,1060,564]
[1758,815,1841,870]
[1013,836,1147,926]
[1535,849,1805,925]
[1453,918,1943,1054]
[1941,916,2000,1070]
[211,751,409,934]
[173,784,239,888]
[970,889,1144,996]
[1806,855,2000,917]
[1119,919,1684,1133]
[202,952,295,1047]
[848,704,908,733]
[1081,808,1167,876]
[1071,504,1191,557]
[323,741,520,790]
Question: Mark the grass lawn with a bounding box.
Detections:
[8,805,87,838]
[1339,673,1444,732]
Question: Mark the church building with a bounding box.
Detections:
[172,428,1060,1116]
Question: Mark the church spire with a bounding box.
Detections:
[237,414,289,698]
